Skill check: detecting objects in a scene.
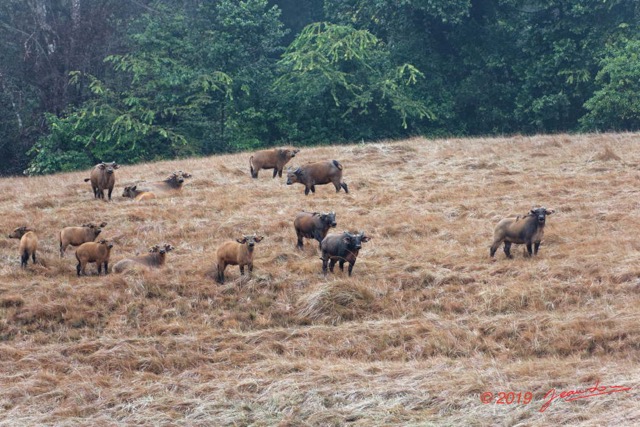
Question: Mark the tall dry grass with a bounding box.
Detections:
[1,133,639,426]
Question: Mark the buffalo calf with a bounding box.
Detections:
[8,226,38,268]
[113,244,174,273]
[76,239,114,276]
[215,234,264,283]
[250,148,299,178]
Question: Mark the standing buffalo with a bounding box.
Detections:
[84,162,119,200]
[490,207,555,259]
[215,234,264,283]
[75,239,114,276]
[286,160,348,195]
[8,226,38,268]
[250,148,299,179]
[320,231,371,276]
[294,211,337,249]
[59,222,107,257]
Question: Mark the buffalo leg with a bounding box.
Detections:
[304,186,310,195]
[333,181,341,192]
[98,263,102,275]
[248,263,253,275]
[341,182,349,193]
[526,243,533,257]
[338,260,345,271]
[278,169,283,178]
[534,242,541,255]
[490,244,498,257]
[77,262,82,276]
[104,261,109,274]
[272,168,278,178]
[503,242,513,259]
[217,264,225,283]
[329,259,337,272]
[348,261,356,276]
[240,265,245,275]
[296,232,304,249]
[32,251,36,264]
[322,257,328,274]
[108,188,113,201]
[21,251,29,268]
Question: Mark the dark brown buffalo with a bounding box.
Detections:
[320,231,371,276]
[84,162,119,200]
[294,211,337,249]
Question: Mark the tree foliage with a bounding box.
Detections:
[0,0,639,175]
[274,22,430,142]
[581,37,640,131]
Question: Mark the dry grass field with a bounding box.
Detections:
[1,133,639,426]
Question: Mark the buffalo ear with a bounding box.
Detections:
[131,185,137,191]
[236,238,247,244]
[545,209,555,215]
[530,209,536,215]
[254,236,264,242]
[361,235,371,242]
[98,164,106,170]
[100,222,107,227]
[294,167,303,175]
[112,163,120,169]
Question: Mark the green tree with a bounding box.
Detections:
[274,22,431,143]
[507,0,639,132]
[581,37,640,131]
[26,0,286,174]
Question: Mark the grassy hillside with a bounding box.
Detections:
[1,133,639,426]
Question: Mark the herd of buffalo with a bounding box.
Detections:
[7,147,554,282]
